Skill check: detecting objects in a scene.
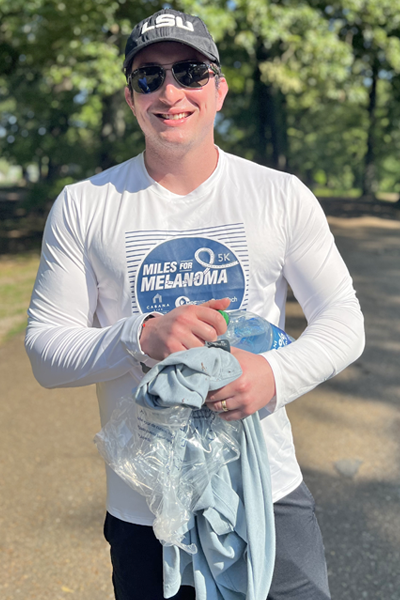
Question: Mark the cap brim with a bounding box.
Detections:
[123,38,219,70]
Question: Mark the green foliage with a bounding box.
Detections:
[208,0,357,172]
[1,0,400,206]
[0,0,158,204]
[310,0,400,195]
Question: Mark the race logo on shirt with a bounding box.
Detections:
[132,235,246,314]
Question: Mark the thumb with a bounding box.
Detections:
[202,297,231,311]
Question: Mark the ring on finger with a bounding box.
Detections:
[221,399,229,412]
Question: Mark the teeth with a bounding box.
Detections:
[159,112,190,120]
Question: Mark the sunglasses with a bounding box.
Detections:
[128,60,220,94]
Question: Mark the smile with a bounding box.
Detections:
[157,112,191,120]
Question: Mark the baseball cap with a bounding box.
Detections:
[123,9,220,73]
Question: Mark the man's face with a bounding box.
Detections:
[124,42,228,154]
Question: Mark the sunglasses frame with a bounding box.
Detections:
[127,60,220,94]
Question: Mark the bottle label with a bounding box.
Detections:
[269,323,293,349]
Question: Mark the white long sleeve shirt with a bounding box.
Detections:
[25,149,365,524]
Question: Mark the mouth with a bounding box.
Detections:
[156,112,192,121]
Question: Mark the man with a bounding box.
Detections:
[25,8,365,600]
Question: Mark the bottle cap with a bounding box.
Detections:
[218,310,230,325]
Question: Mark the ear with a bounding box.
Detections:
[216,77,229,112]
[124,86,136,117]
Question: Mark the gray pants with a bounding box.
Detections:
[267,481,331,599]
[104,481,331,600]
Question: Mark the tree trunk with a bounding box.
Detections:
[362,59,379,198]
[99,92,126,171]
[252,57,269,166]
[253,39,288,170]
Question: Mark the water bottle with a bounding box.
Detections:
[217,310,294,354]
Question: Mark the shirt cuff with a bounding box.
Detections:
[257,351,281,417]
[120,312,162,369]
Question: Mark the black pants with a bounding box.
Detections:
[104,482,331,600]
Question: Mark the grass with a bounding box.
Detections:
[0,253,40,345]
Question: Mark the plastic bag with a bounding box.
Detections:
[94,397,242,554]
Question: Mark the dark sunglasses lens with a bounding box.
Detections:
[173,62,210,88]
[131,66,164,94]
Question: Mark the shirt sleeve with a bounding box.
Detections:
[260,176,365,414]
[25,187,158,389]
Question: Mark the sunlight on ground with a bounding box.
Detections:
[287,389,400,483]
[0,254,40,344]
[327,215,400,229]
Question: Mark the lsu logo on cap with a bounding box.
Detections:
[141,14,195,35]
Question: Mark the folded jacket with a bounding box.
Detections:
[135,347,276,600]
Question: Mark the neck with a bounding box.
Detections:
[144,141,219,195]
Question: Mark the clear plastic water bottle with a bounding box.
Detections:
[218,309,294,354]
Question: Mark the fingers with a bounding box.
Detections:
[206,388,236,414]
[196,309,228,337]
[169,304,226,342]
[219,409,243,422]
[165,299,229,342]
[139,298,230,360]
[206,397,232,413]
[202,297,231,311]
[205,396,245,421]
[140,314,206,359]
[205,350,276,421]
[196,297,230,336]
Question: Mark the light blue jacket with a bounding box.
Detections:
[136,347,276,600]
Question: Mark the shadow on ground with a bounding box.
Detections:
[304,469,400,600]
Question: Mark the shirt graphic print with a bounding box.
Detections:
[125,224,249,314]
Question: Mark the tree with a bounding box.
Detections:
[185,0,354,177]
[311,0,400,197]
[0,0,166,204]
[2,0,400,204]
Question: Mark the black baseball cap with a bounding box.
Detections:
[123,9,220,73]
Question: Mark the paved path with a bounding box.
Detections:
[1,212,400,599]
[287,213,400,600]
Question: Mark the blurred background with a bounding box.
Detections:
[1,1,400,599]
[1,0,400,253]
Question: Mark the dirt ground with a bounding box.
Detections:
[1,199,399,600]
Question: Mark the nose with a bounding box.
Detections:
[158,69,185,102]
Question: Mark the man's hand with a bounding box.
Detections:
[139,298,230,360]
[205,347,276,421]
